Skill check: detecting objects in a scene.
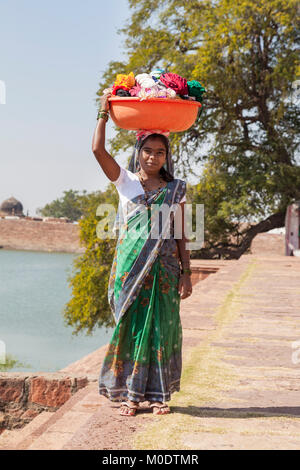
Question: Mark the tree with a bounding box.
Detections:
[97,0,300,258]
[36,189,88,221]
[62,183,119,334]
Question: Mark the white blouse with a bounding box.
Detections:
[111,166,186,220]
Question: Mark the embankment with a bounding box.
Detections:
[0,218,85,254]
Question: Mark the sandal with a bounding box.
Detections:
[119,401,139,416]
[149,402,170,415]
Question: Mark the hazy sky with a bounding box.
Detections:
[0,0,130,216]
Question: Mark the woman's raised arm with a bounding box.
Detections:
[91,92,120,182]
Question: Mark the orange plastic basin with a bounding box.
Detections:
[108,97,202,132]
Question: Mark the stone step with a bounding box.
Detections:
[0,411,52,449]
[0,381,100,450]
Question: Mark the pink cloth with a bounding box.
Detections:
[129,83,142,96]
[136,129,170,140]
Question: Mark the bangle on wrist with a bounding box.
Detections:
[97,110,109,121]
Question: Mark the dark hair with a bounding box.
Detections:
[139,133,174,182]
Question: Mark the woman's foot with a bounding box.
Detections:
[119,400,139,416]
[149,401,170,415]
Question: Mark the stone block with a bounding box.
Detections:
[0,376,24,404]
[28,376,73,408]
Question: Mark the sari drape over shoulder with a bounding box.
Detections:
[108,178,186,323]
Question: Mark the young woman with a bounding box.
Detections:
[92,91,193,416]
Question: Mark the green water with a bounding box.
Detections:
[0,249,113,372]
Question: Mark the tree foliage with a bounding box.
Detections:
[36,189,88,221]
[62,183,119,334]
[97,0,300,258]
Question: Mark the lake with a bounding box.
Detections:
[0,249,114,372]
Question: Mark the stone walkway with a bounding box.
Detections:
[131,253,300,450]
[1,251,300,450]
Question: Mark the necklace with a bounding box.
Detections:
[137,171,166,208]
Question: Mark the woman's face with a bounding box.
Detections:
[139,137,167,174]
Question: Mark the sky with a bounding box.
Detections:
[0,0,131,216]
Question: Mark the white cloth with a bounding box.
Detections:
[111,166,186,220]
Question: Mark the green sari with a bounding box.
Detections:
[98,177,186,403]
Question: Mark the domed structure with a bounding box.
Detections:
[0,196,24,217]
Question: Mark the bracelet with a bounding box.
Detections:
[97,109,109,116]
[97,110,109,121]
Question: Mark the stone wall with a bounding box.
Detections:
[0,372,89,432]
[190,266,219,286]
[250,232,285,256]
[0,218,285,257]
[0,219,85,253]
